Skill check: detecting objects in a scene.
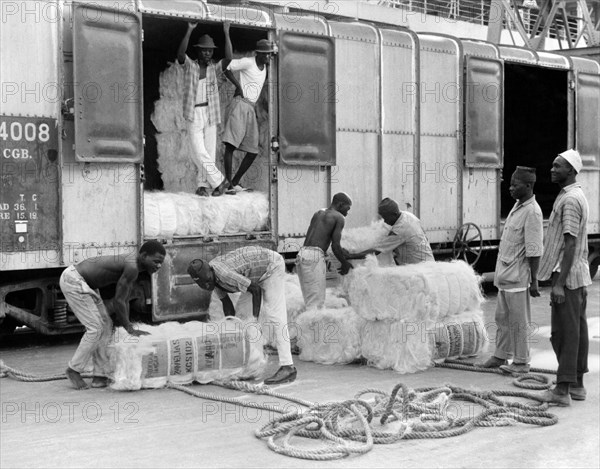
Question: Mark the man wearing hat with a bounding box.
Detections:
[187,246,297,385]
[373,198,434,265]
[219,38,276,194]
[177,22,232,197]
[478,166,543,374]
[537,149,592,406]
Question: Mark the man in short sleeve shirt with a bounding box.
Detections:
[479,167,543,374]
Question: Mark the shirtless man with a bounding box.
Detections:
[59,240,166,389]
[295,192,361,310]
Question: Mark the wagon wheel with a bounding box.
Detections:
[452,222,483,266]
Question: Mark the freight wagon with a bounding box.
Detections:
[1,0,599,335]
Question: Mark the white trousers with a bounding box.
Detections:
[189,106,224,189]
[296,246,326,310]
[59,266,112,377]
[235,255,293,366]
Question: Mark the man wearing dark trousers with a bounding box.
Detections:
[538,149,592,406]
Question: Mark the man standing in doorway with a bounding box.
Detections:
[479,166,543,374]
[177,22,232,197]
[219,39,276,194]
[538,149,592,406]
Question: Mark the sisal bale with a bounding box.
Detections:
[361,319,434,374]
[143,193,161,238]
[342,256,437,322]
[295,307,365,365]
[109,319,266,390]
[341,219,390,253]
[342,257,484,323]
[431,311,489,362]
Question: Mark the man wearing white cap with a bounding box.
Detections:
[538,149,592,406]
[177,22,232,197]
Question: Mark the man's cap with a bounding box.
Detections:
[378,198,400,217]
[513,166,536,184]
[188,259,208,279]
[193,35,217,49]
[255,39,275,53]
[558,149,582,174]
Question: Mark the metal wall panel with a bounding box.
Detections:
[418,35,461,242]
[277,32,336,165]
[576,73,600,169]
[276,166,329,251]
[464,56,503,168]
[462,168,500,239]
[60,121,139,264]
[329,22,380,227]
[380,28,418,213]
[578,171,600,235]
[0,0,59,118]
[72,3,143,162]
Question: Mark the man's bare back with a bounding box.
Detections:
[75,255,138,290]
[304,208,345,252]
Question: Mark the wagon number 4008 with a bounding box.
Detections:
[0,121,50,146]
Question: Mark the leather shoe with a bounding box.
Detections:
[539,389,571,406]
[477,356,507,368]
[569,386,586,401]
[264,365,297,385]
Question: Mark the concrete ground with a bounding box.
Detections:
[1,279,599,469]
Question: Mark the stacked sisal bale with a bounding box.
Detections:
[143,190,269,239]
[340,256,487,373]
[109,317,266,391]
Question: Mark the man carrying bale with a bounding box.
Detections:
[188,246,296,385]
[296,192,359,310]
[60,240,166,390]
[479,166,543,374]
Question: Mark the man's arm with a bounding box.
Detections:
[114,264,149,336]
[527,256,540,297]
[223,69,243,97]
[552,234,577,304]
[331,217,353,275]
[247,283,262,318]
[223,22,233,61]
[177,22,196,65]
[220,295,236,317]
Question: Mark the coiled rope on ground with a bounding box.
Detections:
[0,359,559,461]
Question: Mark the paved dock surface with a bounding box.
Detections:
[1,280,599,468]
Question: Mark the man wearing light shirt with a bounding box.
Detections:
[374,198,434,265]
[219,39,276,193]
[479,166,543,374]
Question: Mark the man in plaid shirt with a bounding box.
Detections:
[188,246,296,385]
[177,22,232,197]
[537,149,592,406]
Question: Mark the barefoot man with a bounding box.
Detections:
[59,240,166,389]
[295,192,361,310]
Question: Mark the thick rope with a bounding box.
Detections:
[435,359,556,390]
[0,360,93,381]
[1,360,558,461]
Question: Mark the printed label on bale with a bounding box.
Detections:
[142,341,168,378]
[220,332,244,369]
[170,337,194,375]
[196,333,220,371]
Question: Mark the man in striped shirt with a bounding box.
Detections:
[537,149,592,406]
[188,246,296,385]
